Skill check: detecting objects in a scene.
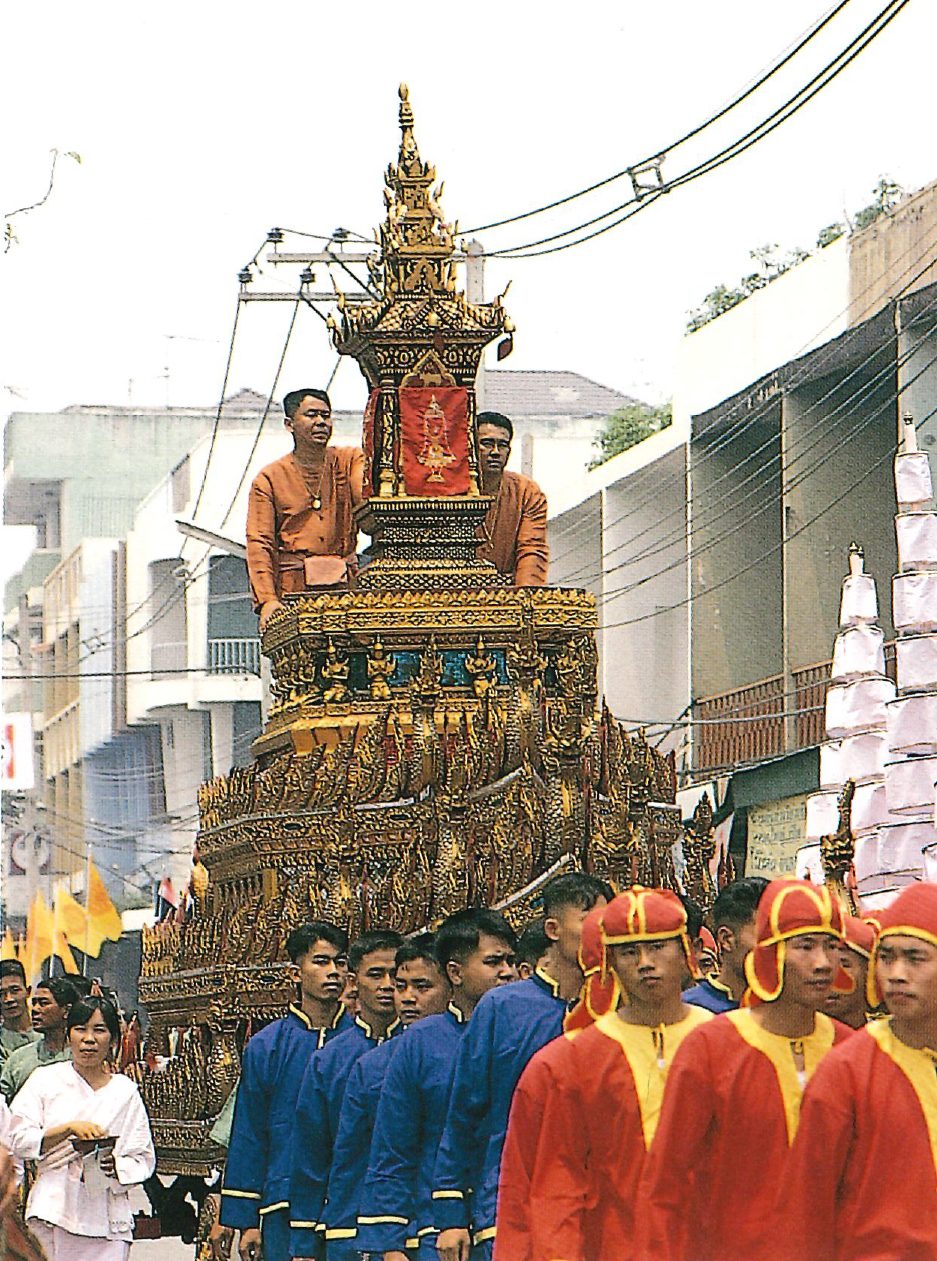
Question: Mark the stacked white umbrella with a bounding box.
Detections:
[885,415,937,886]
[797,544,894,901]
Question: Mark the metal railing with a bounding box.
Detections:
[207,637,261,676]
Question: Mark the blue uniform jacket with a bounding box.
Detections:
[290,1015,398,1258]
[219,1004,350,1232]
[682,975,738,1013]
[432,970,566,1246]
[322,1036,405,1260]
[357,1004,467,1256]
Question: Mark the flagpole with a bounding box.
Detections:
[83,843,92,975]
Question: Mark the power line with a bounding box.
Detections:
[567,298,937,594]
[547,221,937,564]
[487,0,911,259]
[464,0,854,234]
[598,405,936,631]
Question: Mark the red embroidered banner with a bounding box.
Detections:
[398,386,470,496]
[361,388,380,497]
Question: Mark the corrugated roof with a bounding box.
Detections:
[483,370,636,418]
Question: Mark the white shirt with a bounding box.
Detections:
[9,1061,155,1240]
[0,1093,23,1186]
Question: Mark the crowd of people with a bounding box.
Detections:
[3,868,937,1261]
[203,871,937,1261]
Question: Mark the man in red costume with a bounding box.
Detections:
[496,887,711,1261]
[638,878,852,1261]
[823,913,877,1030]
[783,882,937,1261]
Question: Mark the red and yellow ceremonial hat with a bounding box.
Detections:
[829,914,878,997]
[866,883,937,1007]
[599,886,699,979]
[743,879,846,1004]
[564,902,620,1032]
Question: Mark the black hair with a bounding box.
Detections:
[286,921,349,964]
[678,894,705,941]
[283,388,331,419]
[476,410,513,440]
[515,919,550,969]
[541,872,613,918]
[395,933,441,972]
[711,877,770,930]
[66,996,121,1045]
[434,908,517,970]
[65,975,94,998]
[35,977,80,1008]
[0,960,27,984]
[349,930,404,973]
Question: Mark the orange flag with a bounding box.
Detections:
[51,892,80,975]
[84,860,122,954]
[0,928,17,961]
[54,885,94,958]
[24,890,54,981]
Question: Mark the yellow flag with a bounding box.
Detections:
[54,885,95,957]
[51,892,80,975]
[25,890,54,981]
[85,860,122,951]
[0,928,16,961]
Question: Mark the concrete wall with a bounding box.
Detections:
[850,179,937,327]
[691,402,784,699]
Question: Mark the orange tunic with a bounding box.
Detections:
[477,471,549,586]
[782,1019,937,1261]
[245,448,363,609]
[496,1007,711,1261]
[637,1008,852,1261]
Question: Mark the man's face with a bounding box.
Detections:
[394,957,451,1026]
[824,945,869,1024]
[477,423,512,480]
[781,933,838,1009]
[718,919,758,986]
[31,987,69,1035]
[610,938,687,1007]
[547,898,608,970]
[353,948,397,1023]
[451,932,517,1004]
[286,395,333,447]
[877,935,937,1025]
[295,938,348,1005]
[0,976,29,1024]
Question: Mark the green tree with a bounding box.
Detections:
[589,402,672,469]
[852,177,904,231]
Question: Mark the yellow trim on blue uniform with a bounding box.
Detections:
[289,1003,313,1030]
[474,1225,497,1244]
[358,1215,409,1226]
[222,1189,261,1200]
[324,1228,357,1240]
[446,1001,466,1023]
[534,966,561,997]
[289,1220,318,1229]
[432,1189,464,1200]
[258,1201,288,1216]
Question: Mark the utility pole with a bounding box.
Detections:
[465,240,486,409]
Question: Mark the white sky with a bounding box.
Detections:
[2,0,935,577]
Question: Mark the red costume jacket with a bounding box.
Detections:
[496,1006,711,1261]
[638,1008,851,1261]
[782,1018,937,1261]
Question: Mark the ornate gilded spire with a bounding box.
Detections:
[378,83,458,298]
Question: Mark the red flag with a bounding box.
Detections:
[361,389,380,498]
[398,387,470,496]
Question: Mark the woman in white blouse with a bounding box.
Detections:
[10,996,155,1261]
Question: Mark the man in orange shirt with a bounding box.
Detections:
[638,879,853,1261]
[783,883,937,1261]
[475,412,549,586]
[246,388,364,630]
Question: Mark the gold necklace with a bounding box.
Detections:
[297,456,326,511]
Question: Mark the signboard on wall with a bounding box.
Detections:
[1,713,35,791]
[745,793,808,879]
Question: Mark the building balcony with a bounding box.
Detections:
[207,637,260,676]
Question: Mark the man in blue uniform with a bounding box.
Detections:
[357,908,518,1261]
[217,921,350,1261]
[433,872,612,1261]
[322,934,452,1259]
[682,876,768,1013]
[290,929,402,1261]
